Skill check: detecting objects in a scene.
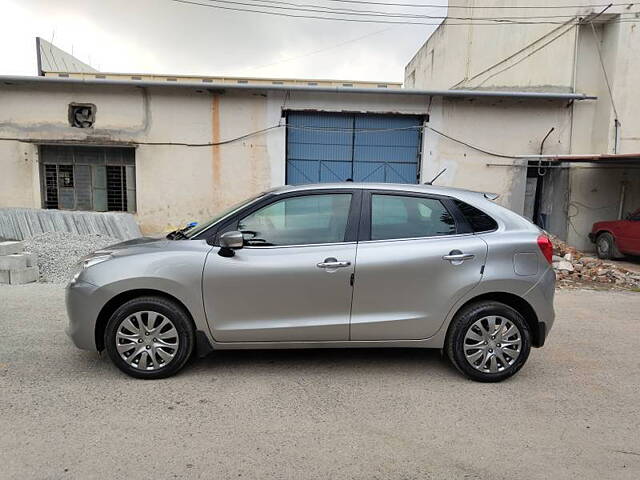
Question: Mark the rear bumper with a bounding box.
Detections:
[524,267,556,347]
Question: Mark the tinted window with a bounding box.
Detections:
[371,194,456,240]
[238,194,351,246]
[454,200,498,232]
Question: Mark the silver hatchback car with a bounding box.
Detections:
[66,183,555,382]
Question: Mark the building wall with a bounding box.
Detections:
[405,1,640,251]
[0,84,431,233]
[422,96,572,215]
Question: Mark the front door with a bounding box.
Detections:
[617,209,640,254]
[350,192,488,340]
[203,191,359,342]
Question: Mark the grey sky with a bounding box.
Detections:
[0,0,446,82]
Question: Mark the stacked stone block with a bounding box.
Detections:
[0,241,39,285]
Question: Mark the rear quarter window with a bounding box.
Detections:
[454,200,498,232]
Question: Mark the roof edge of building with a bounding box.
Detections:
[0,75,597,101]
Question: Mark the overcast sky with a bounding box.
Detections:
[0,0,446,82]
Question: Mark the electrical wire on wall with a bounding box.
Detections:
[0,123,527,158]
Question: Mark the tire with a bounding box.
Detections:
[104,296,195,379]
[595,232,618,260]
[446,301,531,383]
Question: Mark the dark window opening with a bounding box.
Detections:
[58,165,74,188]
[44,165,59,209]
[40,146,135,213]
[454,200,498,232]
[106,166,126,211]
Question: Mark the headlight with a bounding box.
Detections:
[69,254,112,284]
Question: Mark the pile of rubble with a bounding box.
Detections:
[24,232,120,284]
[550,235,640,290]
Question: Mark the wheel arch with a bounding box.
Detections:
[446,292,543,348]
[95,289,197,352]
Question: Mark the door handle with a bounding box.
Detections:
[317,257,351,269]
[443,250,475,264]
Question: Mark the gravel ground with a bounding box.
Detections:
[1,285,639,479]
[24,232,120,283]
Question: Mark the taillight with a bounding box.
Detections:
[537,234,553,264]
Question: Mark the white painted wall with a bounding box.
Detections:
[405,1,640,249]
[0,84,432,233]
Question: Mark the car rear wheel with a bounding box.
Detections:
[446,301,531,382]
[104,296,195,379]
[595,232,617,260]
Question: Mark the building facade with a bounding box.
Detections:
[405,0,640,250]
[0,75,588,235]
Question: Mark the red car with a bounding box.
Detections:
[589,208,640,259]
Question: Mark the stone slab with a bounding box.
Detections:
[0,241,24,256]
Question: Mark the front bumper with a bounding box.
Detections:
[65,280,102,351]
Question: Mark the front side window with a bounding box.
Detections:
[371,194,456,240]
[238,194,352,246]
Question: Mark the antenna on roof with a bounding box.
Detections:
[425,168,447,185]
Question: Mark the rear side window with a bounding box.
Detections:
[454,200,498,232]
[371,194,456,240]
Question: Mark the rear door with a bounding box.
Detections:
[350,191,487,340]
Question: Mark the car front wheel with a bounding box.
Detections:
[446,301,531,382]
[104,296,195,379]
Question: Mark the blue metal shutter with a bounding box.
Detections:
[353,115,422,183]
[286,112,422,185]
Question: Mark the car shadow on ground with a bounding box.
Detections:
[189,347,460,378]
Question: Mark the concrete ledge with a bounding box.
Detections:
[0,241,24,256]
[0,208,141,241]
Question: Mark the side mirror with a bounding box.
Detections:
[218,230,244,257]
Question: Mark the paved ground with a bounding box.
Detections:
[1,285,639,480]
[608,255,640,274]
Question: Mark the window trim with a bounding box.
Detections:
[358,189,472,243]
[208,189,363,248]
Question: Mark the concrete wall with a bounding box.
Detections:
[0,84,431,233]
[405,1,640,250]
[422,96,571,214]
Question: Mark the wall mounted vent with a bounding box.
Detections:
[68,103,96,128]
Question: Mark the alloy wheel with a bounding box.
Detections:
[463,315,522,374]
[115,311,180,371]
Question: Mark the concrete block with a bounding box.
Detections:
[7,266,39,285]
[0,241,24,256]
[23,252,37,267]
[0,254,28,270]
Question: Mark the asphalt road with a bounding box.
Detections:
[1,285,639,480]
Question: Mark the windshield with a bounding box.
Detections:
[182,191,271,239]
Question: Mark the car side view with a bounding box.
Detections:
[66,183,556,382]
[589,208,640,259]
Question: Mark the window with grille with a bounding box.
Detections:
[39,146,136,212]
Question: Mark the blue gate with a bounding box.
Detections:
[286,112,423,185]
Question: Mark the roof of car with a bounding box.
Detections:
[273,182,490,198]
